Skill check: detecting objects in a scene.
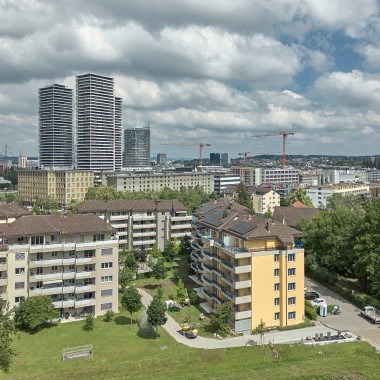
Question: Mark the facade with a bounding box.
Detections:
[0,204,30,224]
[306,183,370,208]
[213,174,241,194]
[39,84,73,169]
[76,74,122,171]
[156,153,167,165]
[18,154,28,169]
[18,170,94,206]
[221,153,229,165]
[224,185,280,214]
[123,123,151,168]
[191,199,304,332]
[0,214,119,318]
[231,166,261,186]
[77,199,192,251]
[107,172,214,194]
[210,153,221,165]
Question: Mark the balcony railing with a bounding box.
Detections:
[235,310,252,320]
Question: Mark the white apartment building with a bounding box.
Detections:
[306,183,370,208]
[77,199,192,251]
[107,172,214,194]
[231,167,299,186]
[213,174,241,194]
[0,214,119,319]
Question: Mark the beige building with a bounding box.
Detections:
[77,199,192,251]
[191,199,304,332]
[0,204,30,224]
[224,185,280,214]
[0,214,119,319]
[107,172,214,194]
[18,170,94,206]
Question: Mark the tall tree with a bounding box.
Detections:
[85,185,120,200]
[236,182,252,211]
[176,279,188,304]
[123,251,139,274]
[151,260,168,284]
[162,240,178,268]
[119,266,135,289]
[0,299,18,373]
[178,235,192,256]
[210,302,233,337]
[13,296,59,331]
[121,286,143,324]
[147,291,167,335]
[287,188,314,208]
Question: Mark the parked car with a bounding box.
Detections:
[305,291,319,301]
[311,298,326,307]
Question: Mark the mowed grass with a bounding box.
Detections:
[2,308,380,380]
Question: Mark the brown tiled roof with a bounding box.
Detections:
[0,204,31,219]
[273,206,319,227]
[0,214,116,238]
[77,199,189,213]
[194,199,249,218]
[291,201,307,208]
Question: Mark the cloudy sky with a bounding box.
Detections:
[1,0,380,159]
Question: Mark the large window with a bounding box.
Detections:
[31,236,44,245]
[288,268,296,276]
[288,253,295,262]
[288,297,296,305]
[101,289,113,297]
[101,276,112,283]
[93,234,105,242]
[15,268,25,275]
[288,311,296,320]
[288,282,296,291]
[101,262,113,269]
[15,282,25,289]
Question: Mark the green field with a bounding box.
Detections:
[1,308,380,380]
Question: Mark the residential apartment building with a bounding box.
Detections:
[18,170,94,206]
[306,183,370,208]
[77,199,192,251]
[231,166,261,186]
[191,199,304,332]
[0,214,119,318]
[224,185,281,214]
[156,153,167,165]
[39,84,73,169]
[107,172,214,194]
[213,174,241,194]
[124,123,151,168]
[0,204,30,224]
[76,74,122,171]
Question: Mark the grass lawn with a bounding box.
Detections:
[2,309,380,380]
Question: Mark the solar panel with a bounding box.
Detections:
[200,203,218,215]
[204,211,224,227]
[229,221,256,235]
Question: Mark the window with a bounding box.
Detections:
[15,296,25,303]
[288,297,296,305]
[288,253,295,262]
[274,268,279,277]
[51,251,58,257]
[288,282,296,291]
[84,265,93,272]
[15,282,25,289]
[274,283,280,291]
[31,236,44,245]
[93,234,105,242]
[84,250,95,258]
[69,251,76,257]
[274,254,279,262]
[288,268,296,276]
[101,289,113,297]
[51,235,57,241]
[15,252,25,261]
[69,265,75,271]
[101,302,112,310]
[274,298,280,306]
[101,275,112,283]
[101,248,113,256]
[15,268,25,275]
[274,312,280,320]
[288,311,296,320]
[101,262,113,269]
[51,266,58,271]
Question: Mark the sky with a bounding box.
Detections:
[1,0,380,160]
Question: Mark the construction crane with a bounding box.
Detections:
[252,132,295,169]
[238,152,279,166]
[162,142,211,166]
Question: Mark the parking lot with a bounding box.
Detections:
[306,277,380,350]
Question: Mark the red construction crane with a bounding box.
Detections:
[238,151,279,166]
[162,142,211,166]
[252,132,295,168]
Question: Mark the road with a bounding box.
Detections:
[305,277,380,350]
[138,288,336,350]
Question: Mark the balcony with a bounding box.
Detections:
[171,215,192,221]
[133,239,156,246]
[234,279,252,289]
[111,222,128,228]
[109,215,128,221]
[75,271,93,279]
[220,287,237,302]
[76,284,96,293]
[0,262,7,271]
[171,232,190,238]
[235,310,252,320]
[133,231,157,238]
[75,298,96,306]
[0,277,8,286]
[76,257,97,265]
[132,215,156,221]
[53,299,75,308]
[234,265,252,275]
[171,223,192,230]
[235,294,252,304]
[214,240,251,259]
[30,285,75,296]
[132,223,156,229]
[75,240,117,249]
[29,257,76,268]
[201,235,216,247]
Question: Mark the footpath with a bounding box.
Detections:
[138,288,337,350]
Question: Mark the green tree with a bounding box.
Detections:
[123,251,139,274]
[147,291,167,335]
[253,319,267,347]
[162,240,178,268]
[176,279,188,304]
[67,199,80,214]
[150,243,162,260]
[210,302,233,337]
[325,193,365,213]
[0,299,18,373]
[151,260,168,284]
[82,314,94,331]
[236,182,252,211]
[264,206,273,218]
[287,188,314,208]
[14,296,59,331]
[121,286,143,324]
[85,185,120,200]
[178,235,192,256]
[119,266,135,289]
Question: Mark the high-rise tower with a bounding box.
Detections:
[123,123,151,168]
[39,84,73,169]
[76,74,122,171]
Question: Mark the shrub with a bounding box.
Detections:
[104,310,115,322]
[82,314,94,331]
[305,301,317,320]
[189,291,200,306]
[327,305,335,314]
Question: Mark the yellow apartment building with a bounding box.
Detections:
[18,170,94,206]
[191,199,304,332]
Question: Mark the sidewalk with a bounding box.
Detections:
[138,288,337,349]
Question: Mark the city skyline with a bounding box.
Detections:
[1,1,380,158]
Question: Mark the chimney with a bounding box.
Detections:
[265,222,270,232]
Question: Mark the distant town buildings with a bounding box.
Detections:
[123,123,151,168]
[210,152,228,165]
[213,173,240,194]
[156,153,167,165]
[18,154,27,169]
[39,84,74,169]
